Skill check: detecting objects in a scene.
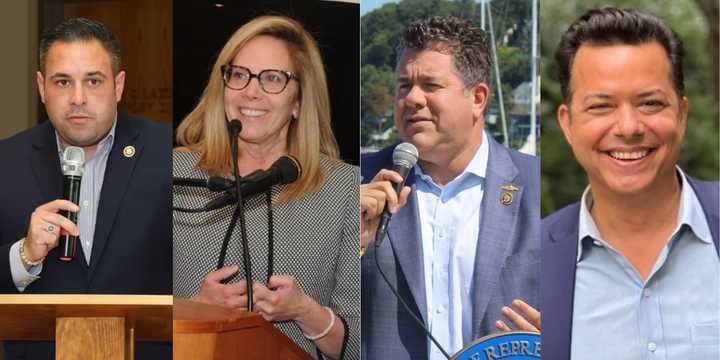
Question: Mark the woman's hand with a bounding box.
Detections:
[192,265,249,310]
[254,275,345,359]
[252,275,312,321]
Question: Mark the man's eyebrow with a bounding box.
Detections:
[396,74,442,82]
[49,73,71,80]
[637,89,667,98]
[49,71,108,80]
[581,93,613,102]
[85,71,107,78]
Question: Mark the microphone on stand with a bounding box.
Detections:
[226,119,255,311]
[172,156,301,212]
[59,146,85,261]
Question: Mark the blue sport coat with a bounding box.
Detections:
[0,111,172,359]
[541,177,720,360]
[361,136,541,359]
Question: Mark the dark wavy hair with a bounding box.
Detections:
[397,16,491,89]
[556,7,685,102]
[39,17,122,74]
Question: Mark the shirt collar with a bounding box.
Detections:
[55,113,117,160]
[576,167,712,262]
[413,130,489,186]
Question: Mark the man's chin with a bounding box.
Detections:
[61,133,101,148]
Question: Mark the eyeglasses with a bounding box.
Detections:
[221,65,299,94]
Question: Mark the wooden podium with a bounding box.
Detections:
[0,294,172,360]
[173,298,312,360]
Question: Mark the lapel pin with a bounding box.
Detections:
[501,184,519,192]
[501,184,519,206]
[123,145,136,158]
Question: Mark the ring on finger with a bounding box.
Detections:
[45,224,56,234]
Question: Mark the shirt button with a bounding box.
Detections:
[436,308,442,314]
[643,288,652,297]
[647,342,657,352]
[82,200,89,207]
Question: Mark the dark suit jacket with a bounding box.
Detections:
[541,176,720,360]
[0,111,172,359]
[361,136,541,359]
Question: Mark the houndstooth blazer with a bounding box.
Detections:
[173,150,360,359]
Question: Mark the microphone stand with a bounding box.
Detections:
[215,120,254,312]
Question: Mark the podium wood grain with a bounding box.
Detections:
[0,294,172,342]
[173,298,312,360]
[56,317,126,360]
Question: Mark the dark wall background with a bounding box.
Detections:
[174,0,360,165]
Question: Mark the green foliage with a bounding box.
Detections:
[361,0,535,150]
[540,0,719,216]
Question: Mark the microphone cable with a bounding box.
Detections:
[373,245,451,359]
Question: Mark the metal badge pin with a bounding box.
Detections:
[123,145,136,158]
[501,184,519,206]
[501,192,513,205]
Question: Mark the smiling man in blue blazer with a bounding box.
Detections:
[0,18,171,359]
[360,16,540,360]
[542,8,719,360]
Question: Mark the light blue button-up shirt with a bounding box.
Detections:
[416,131,488,359]
[9,118,116,291]
[571,169,720,359]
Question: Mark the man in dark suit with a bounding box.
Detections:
[360,16,540,359]
[542,8,719,359]
[0,18,171,359]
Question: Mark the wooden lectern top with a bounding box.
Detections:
[0,294,172,341]
[173,298,313,360]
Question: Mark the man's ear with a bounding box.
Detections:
[557,103,573,146]
[471,82,490,123]
[36,71,46,104]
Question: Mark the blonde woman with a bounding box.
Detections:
[173,16,359,359]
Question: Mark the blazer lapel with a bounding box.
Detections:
[387,185,428,325]
[471,138,520,338]
[88,112,142,275]
[687,176,720,255]
[543,204,580,360]
[30,122,63,203]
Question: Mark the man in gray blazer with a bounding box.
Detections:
[360,16,540,359]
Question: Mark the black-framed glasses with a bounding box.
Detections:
[221,65,299,94]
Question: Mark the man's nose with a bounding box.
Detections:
[614,105,645,138]
[403,85,427,109]
[71,84,87,106]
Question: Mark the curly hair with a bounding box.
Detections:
[397,16,491,89]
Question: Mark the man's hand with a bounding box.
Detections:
[496,299,540,333]
[193,266,249,309]
[24,199,80,263]
[360,169,411,248]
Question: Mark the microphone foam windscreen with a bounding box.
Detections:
[62,146,85,176]
[275,156,301,184]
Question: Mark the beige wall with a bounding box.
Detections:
[0,0,39,140]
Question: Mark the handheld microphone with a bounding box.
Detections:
[374,142,418,247]
[59,146,85,261]
[369,144,451,359]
